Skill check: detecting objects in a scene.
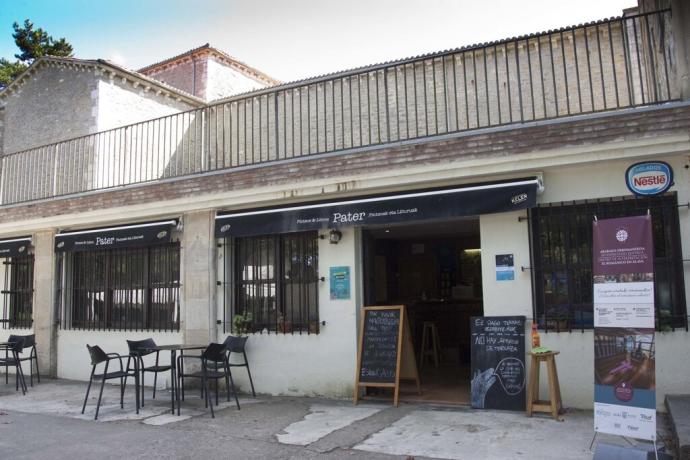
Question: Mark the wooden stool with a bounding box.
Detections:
[526,351,563,421]
[420,321,441,369]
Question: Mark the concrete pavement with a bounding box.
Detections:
[0,379,673,459]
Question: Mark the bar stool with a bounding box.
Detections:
[420,321,441,369]
[526,350,563,421]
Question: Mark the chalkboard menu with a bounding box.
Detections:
[471,316,526,411]
[359,308,401,383]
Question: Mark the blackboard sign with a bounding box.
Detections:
[359,308,401,383]
[471,316,526,411]
[354,305,420,406]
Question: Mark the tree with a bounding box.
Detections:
[0,20,73,90]
[12,20,73,63]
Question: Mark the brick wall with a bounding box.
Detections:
[142,53,270,101]
[143,58,207,100]
[0,103,687,223]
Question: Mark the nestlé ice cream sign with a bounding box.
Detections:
[625,161,673,196]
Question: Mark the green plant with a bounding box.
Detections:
[232,312,253,335]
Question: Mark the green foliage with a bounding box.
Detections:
[0,19,73,90]
[232,312,253,335]
[12,19,73,63]
[0,58,27,89]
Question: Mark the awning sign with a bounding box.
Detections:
[0,237,32,258]
[55,220,176,252]
[216,178,540,237]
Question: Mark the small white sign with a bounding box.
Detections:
[594,402,656,441]
[593,282,654,328]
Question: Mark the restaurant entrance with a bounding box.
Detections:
[362,217,483,404]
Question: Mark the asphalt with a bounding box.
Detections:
[0,379,674,459]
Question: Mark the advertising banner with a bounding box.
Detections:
[593,215,656,441]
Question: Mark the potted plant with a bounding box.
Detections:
[232,312,253,335]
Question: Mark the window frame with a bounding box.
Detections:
[227,231,320,335]
[58,242,181,332]
[529,193,687,332]
[1,254,34,329]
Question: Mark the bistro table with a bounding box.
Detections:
[141,344,207,415]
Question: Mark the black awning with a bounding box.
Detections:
[0,237,32,258]
[215,178,541,238]
[56,220,177,252]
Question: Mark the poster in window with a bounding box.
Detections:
[330,266,351,300]
[592,215,656,441]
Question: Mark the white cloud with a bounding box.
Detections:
[107,50,127,67]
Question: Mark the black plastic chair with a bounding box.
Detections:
[6,334,39,387]
[0,337,27,394]
[81,344,138,420]
[223,335,256,397]
[177,343,240,418]
[126,338,170,407]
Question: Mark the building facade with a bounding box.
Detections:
[0,1,687,411]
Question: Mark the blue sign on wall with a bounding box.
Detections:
[330,266,351,300]
[625,161,673,196]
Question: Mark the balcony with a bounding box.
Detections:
[0,9,679,206]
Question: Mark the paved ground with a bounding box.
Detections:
[0,379,672,459]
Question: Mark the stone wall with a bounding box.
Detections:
[1,63,99,155]
[205,56,267,101]
[95,75,195,131]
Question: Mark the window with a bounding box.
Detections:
[0,254,34,329]
[226,231,319,334]
[58,243,180,331]
[530,194,686,332]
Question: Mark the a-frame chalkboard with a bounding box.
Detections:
[470,316,526,411]
[353,305,420,406]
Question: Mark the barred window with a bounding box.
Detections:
[224,231,319,334]
[0,254,34,329]
[530,194,686,332]
[58,243,180,331]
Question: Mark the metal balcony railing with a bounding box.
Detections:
[0,9,679,206]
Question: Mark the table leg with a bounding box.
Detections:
[135,356,140,414]
[526,356,537,417]
[170,350,177,415]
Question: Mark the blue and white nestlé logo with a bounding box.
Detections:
[625,161,673,196]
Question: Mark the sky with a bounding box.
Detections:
[0,0,635,83]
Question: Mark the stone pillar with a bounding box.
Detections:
[33,230,57,377]
[181,210,216,345]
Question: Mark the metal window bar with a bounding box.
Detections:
[0,10,677,207]
[529,193,687,333]
[229,231,319,335]
[0,254,34,329]
[58,242,180,331]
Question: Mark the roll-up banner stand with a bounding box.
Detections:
[0,237,32,258]
[55,220,177,252]
[215,178,540,237]
[593,215,656,441]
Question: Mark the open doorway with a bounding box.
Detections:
[362,217,483,405]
